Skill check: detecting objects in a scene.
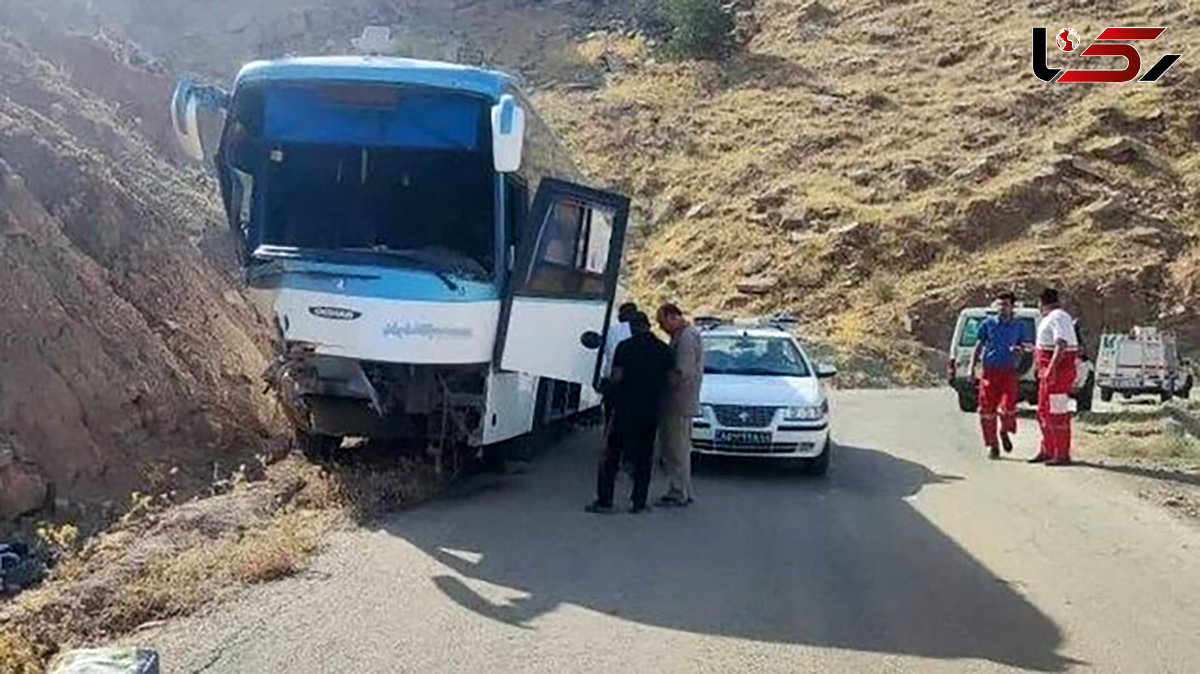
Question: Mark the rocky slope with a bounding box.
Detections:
[531,0,1200,384]
[0,3,279,522]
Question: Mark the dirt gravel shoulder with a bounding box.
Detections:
[1075,399,1200,523]
[0,449,450,672]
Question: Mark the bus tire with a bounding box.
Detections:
[803,440,832,477]
[1161,391,1174,403]
[1100,387,1113,403]
[296,430,340,462]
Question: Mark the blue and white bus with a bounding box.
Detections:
[172,56,630,459]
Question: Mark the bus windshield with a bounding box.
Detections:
[224,82,495,278]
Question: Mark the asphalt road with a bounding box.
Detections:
[146,389,1200,673]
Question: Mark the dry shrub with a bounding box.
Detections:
[318,455,448,520]
[117,510,325,621]
[0,632,42,674]
[867,274,898,303]
[0,450,449,668]
[541,43,602,85]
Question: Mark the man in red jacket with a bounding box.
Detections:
[1032,288,1079,466]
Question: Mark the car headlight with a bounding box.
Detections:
[694,404,713,419]
[784,402,828,421]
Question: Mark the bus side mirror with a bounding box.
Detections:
[171,78,229,163]
[491,94,525,173]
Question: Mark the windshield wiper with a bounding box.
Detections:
[433,270,459,292]
[734,368,802,377]
[338,248,460,282]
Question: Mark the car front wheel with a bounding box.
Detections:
[803,439,832,477]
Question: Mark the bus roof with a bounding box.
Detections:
[235,56,517,99]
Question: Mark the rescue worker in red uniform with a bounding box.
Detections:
[1031,288,1079,466]
[969,291,1033,460]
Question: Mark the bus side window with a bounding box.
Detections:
[505,176,529,270]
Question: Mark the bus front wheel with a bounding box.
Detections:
[296,429,341,462]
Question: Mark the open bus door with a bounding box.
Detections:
[497,178,630,386]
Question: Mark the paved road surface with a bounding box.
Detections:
[147,389,1200,673]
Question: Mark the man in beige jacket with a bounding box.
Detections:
[656,303,704,507]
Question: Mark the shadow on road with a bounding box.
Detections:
[378,436,1075,672]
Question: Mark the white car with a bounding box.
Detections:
[691,320,837,475]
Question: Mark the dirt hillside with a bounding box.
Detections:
[0,2,279,522]
[531,0,1200,384]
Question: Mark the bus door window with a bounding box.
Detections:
[526,197,616,299]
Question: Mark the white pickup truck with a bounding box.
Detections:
[1096,327,1193,403]
[946,306,1095,413]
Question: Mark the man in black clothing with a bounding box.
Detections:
[587,311,674,514]
[600,302,639,426]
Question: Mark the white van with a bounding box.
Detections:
[1096,327,1193,402]
[946,306,1095,413]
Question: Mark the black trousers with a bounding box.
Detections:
[596,413,658,508]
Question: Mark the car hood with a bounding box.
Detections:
[701,374,823,406]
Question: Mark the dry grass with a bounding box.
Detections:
[116,510,326,620]
[1078,403,1200,461]
[0,451,448,669]
[0,632,42,674]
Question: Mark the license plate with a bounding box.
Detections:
[716,430,773,446]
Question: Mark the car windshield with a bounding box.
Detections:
[703,335,811,377]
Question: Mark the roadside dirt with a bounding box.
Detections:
[0,448,449,671]
[1076,399,1200,523]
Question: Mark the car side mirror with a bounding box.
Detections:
[491,94,525,173]
[816,364,838,379]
